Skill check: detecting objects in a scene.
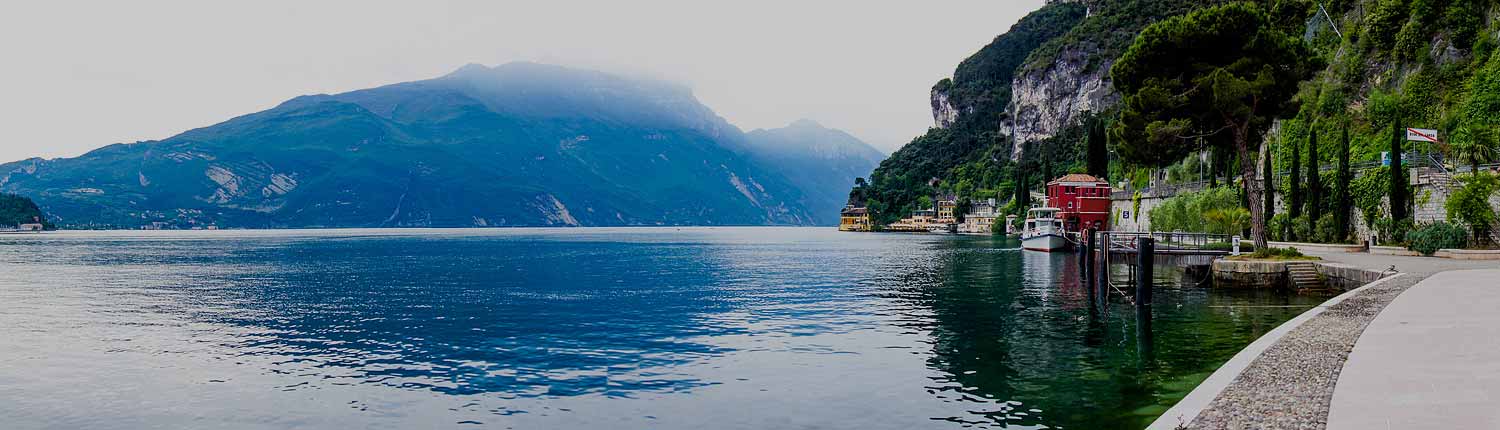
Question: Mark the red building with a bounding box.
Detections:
[1045,174,1112,233]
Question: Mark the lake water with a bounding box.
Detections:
[0,228,1325,429]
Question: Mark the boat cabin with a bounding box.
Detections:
[1024,207,1062,232]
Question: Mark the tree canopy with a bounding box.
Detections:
[1109,2,1319,165]
[0,194,47,228]
[1107,2,1321,247]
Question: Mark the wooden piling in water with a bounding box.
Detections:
[1137,237,1154,309]
[1084,229,1096,305]
[1097,232,1109,307]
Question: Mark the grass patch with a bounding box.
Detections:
[1226,246,1321,261]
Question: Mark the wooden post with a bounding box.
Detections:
[1098,232,1109,307]
[1085,229,1097,303]
[1137,237,1154,309]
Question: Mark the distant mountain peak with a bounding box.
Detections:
[788,118,824,129]
[444,63,493,79]
[0,61,841,228]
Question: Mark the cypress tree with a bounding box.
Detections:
[1086,114,1109,181]
[1014,158,1030,211]
[1336,123,1352,241]
[1042,145,1054,186]
[1307,129,1322,223]
[1263,141,1275,226]
[1389,118,1407,222]
[1289,136,1302,221]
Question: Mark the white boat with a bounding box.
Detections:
[1021,207,1069,252]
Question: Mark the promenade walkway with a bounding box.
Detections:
[1153,250,1495,429]
[1326,269,1500,429]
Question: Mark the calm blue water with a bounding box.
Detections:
[0,228,1322,429]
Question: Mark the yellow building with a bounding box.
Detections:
[936,196,957,224]
[839,206,872,232]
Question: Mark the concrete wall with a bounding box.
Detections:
[1110,195,1167,232]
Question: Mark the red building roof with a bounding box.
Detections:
[1047,173,1108,185]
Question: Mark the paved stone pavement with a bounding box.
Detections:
[1181,274,1424,430]
[1157,251,1495,429]
[1326,269,1500,430]
[1303,250,1494,276]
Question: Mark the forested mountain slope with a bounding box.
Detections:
[0,63,845,228]
[852,0,1499,225]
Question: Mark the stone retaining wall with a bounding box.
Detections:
[1211,260,1289,289]
[1266,241,1366,253]
[1433,249,1500,260]
[1315,262,1388,291]
[1212,259,1387,291]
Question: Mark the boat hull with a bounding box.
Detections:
[1021,234,1070,252]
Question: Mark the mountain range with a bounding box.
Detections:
[0,62,883,228]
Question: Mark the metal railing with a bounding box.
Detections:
[1099,231,1234,254]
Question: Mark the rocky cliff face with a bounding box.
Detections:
[1006,47,1119,160]
[929,88,961,129]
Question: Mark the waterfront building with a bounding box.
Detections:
[886,209,938,232]
[959,198,1000,234]
[1045,174,1112,233]
[935,194,958,224]
[839,206,872,232]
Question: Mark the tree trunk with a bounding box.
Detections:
[1236,131,1267,250]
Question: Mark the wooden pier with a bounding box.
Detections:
[1077,230,1235,314]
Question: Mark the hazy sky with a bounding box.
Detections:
[0,0,1043,159]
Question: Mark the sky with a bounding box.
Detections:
[0,0,1044,159]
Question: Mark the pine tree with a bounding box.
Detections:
[1108,3,1320,249]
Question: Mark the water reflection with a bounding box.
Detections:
[0,229,1326,429]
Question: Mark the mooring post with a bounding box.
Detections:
[1077,232,1087,271]
[1136,237,1154,309]
[1097,232,1109,307]
[1084,229,1097,302]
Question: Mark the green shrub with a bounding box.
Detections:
[1360,0,1408,54]
[1351,166,1389,224]
[1269,213,1290,241]
[1150,186,1244,234]
[1406,222,1469,255]
[1291,215,1313,242]
[1251,246,1306,259]
[1446,173,1499,246]
[1204,208,1251,237]
[1315,213,1341,243]
[1375,217,1415,246]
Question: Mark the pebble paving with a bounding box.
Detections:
[1182,274,1427,430]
